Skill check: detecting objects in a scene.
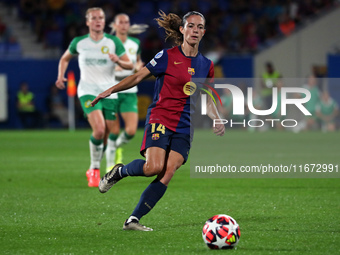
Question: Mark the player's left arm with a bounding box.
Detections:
[109,53,133,70]
[108,36,133,70]
[205,61,225,136]
[206,89,225,136]
[91,67,152,106]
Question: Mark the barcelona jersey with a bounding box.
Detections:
[145,46,214,135]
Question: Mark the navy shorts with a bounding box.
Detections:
[140,123,191,164]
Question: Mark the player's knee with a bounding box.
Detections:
[144,161,164,176]
[160,172,174,186]
[111,126,120,134]
[159,165,177,186]
[93,126,106,139]
[125,126,137,137]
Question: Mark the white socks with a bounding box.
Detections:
[105,137,117,169]
[89,140,103,169]
[115,131,129,148]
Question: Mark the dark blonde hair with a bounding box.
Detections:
[155,10,205,46]
[85,7,105,20]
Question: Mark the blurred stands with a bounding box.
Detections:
[0,0,337,60]
[0,0,339,130]
[0,9,22,58]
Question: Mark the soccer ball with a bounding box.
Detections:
[202,214,241,249]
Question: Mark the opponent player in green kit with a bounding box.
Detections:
[105,14,145,171]
[55,8,133,187]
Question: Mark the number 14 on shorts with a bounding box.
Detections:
[151,123,166,134]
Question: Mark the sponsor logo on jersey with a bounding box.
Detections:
[150,59,157,66]
[183,81,197,96]
[101,46,109,54]
[155,50,163,59]
[188,67,195,75]
[85,58,107,65]
[152,133,160,140]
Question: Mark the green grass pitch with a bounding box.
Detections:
[0,129,339,254]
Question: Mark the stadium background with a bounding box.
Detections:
[0,0,340,129]
[1,1,339,254]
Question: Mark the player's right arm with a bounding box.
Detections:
[55,50,74,89]
[91,66,151,106]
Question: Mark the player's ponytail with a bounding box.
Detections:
[110,13,149,35]
[156,10,206,46]
[155,10,183,45]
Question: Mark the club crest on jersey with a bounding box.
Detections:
[152,133,160,140]
[101,46,109,54]
[183,81,197,96]
[188,67,195,76]
[84,100,92,108]
[129,48,136,54]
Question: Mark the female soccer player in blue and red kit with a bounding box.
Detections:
[91,10,225,231]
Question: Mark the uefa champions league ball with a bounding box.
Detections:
[202,214,241,249]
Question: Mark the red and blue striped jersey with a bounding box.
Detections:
[145,46,214,135]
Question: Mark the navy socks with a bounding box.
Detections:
[119,160,167,220]
[131,179,167,220]
[120,159,146,177]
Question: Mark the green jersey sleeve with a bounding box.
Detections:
[68,35,88,55]
[109,35,126,57]
[129,36,141,54]
[68,38,78,55]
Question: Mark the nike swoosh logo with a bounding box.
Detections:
[174,61,183,65]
